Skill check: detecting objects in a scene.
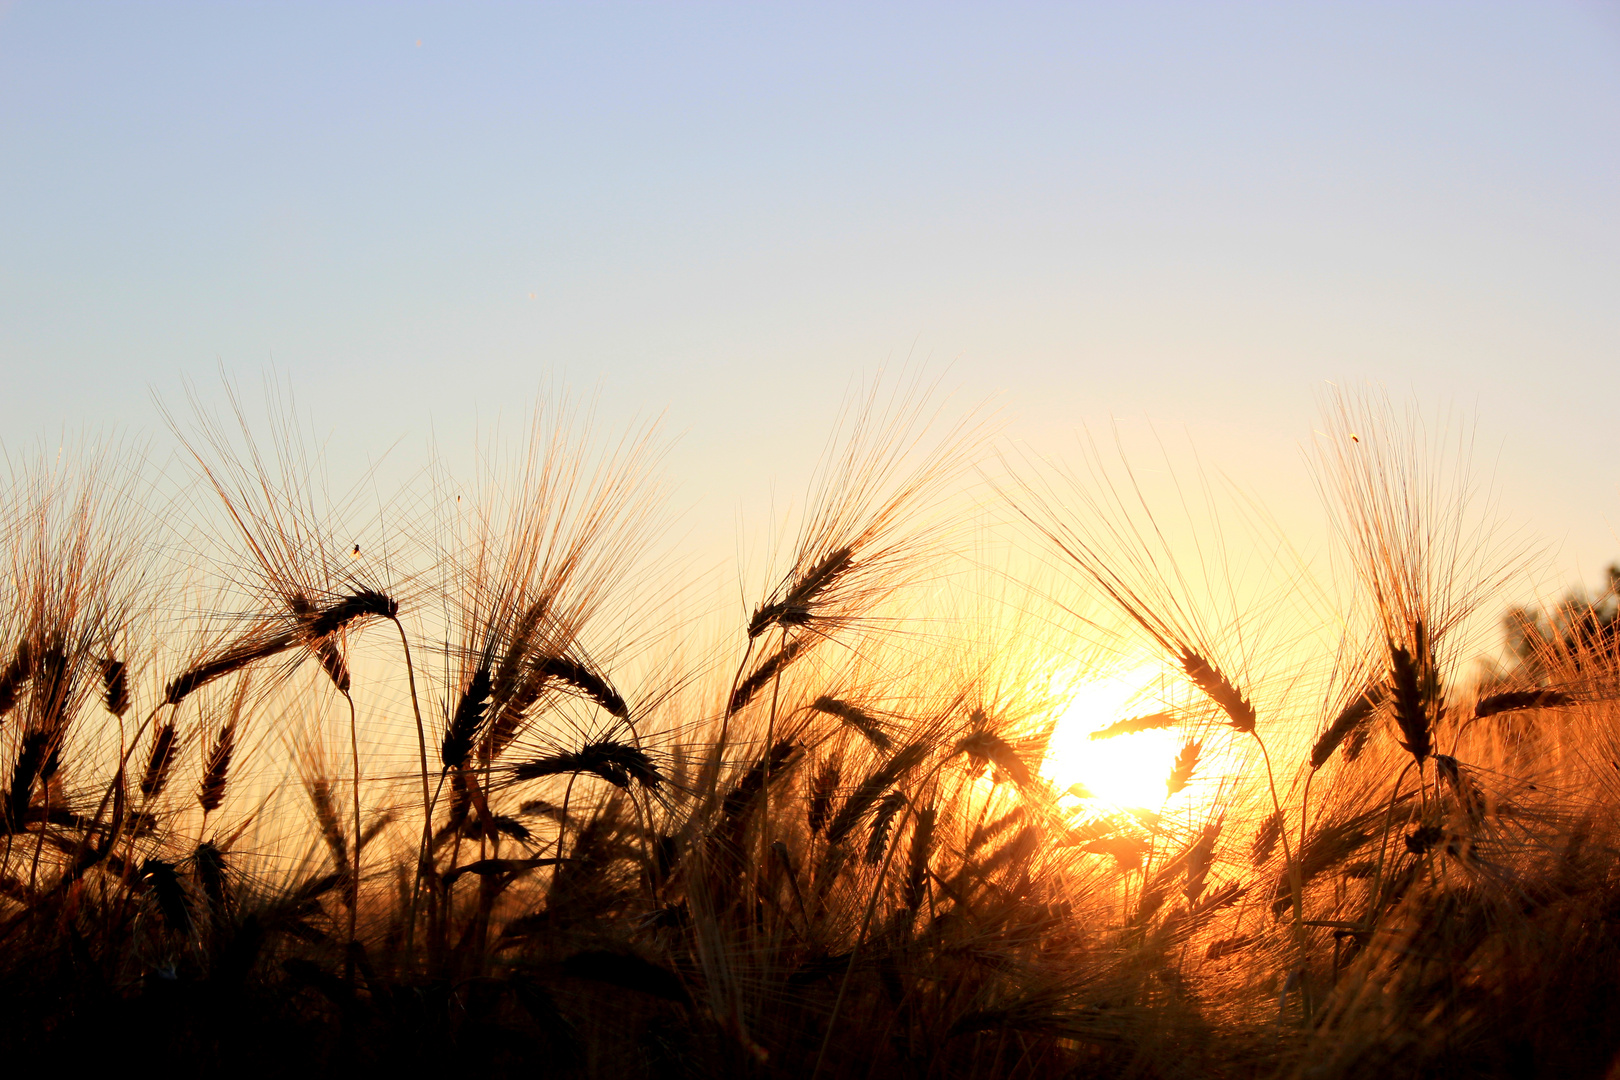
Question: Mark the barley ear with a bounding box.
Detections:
[1180,650,1256,733]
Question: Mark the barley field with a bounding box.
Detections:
[0,380,1615,1079]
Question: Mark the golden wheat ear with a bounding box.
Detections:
[1388,626,1435,764]
[100,656,129,717]
[1090,711,1175,740]
[728,638,806,716]
[441,665,493,771]
[198,722,236,814]
[138,722,179,800]
[810,695,893,752]
[1166,739,1202,798]
[0,641,34,718]
[1310,685,1384,770]
[1474,689,1571,718]
[806,752,842,835]
[1179,649,1256,733]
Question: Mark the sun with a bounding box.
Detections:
[1043,661,1182,812]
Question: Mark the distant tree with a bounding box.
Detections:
[1501,563,1620,680]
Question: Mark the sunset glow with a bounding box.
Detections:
[1044,662,1183,812]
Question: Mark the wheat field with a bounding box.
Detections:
[0,379,1613,1079]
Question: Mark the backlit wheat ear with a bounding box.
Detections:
[289,594,350,694]
[808,753,842,835]
[951,728,1033,788]
[1251,810,1282,866]
[715,740,802,856]
[749,546,853,639]
[1090,712,1175,740]
[165,632,298,707]
[101,657,129,718]
[487,612,563,755]
[358,810,396,852]
[308,778,350,882]
[728,639,806,716]
[1184,821,1220,903]
[5,730,49,830]
[29,639,71,730]
[966,806,1025,856]
[1474,689,1571,719]
[1343,721,1372,762]
[441,665,493,771]
[1166,739,1201,798]
[1310,685,1384,770]
[811,696,892,752]
[198,723,236,814]
[300,589,398,637]
[826,743,929,847]
[0,641,33,718]
[167,590,400,707]
[904,805,935,910]
[512,740,663,792]
[141,858,192,935]
[1082,834,1147,871]
[486,665,546,758]
[310,639,350,694]
[864,791,905,865]
[191,841,230,921]
[1269,808,1386,914]
[1180,650,1255,733]
[1389,621,1437,764]
[534,655,627,718]
[139,722,178,799]
[1434,754,1487,824]
[490,594,550,702]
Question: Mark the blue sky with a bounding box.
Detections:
[2,2,1617,598]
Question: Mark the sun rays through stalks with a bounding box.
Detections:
[0,380,1615,1079]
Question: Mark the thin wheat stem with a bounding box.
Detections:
[1250,729,1307,1013]
[1364,759,1418,930]
[393,616,433,954]
[344,690,362,958]
[716,637,756,758]
[760,626,787,899]
[811,792,919,1080]
[552,773,579,894]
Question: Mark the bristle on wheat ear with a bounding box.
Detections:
[1179,651,1256,733]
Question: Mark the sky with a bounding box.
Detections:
[2,2,1618,611]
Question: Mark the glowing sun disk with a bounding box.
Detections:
[1044,662,1180,811]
